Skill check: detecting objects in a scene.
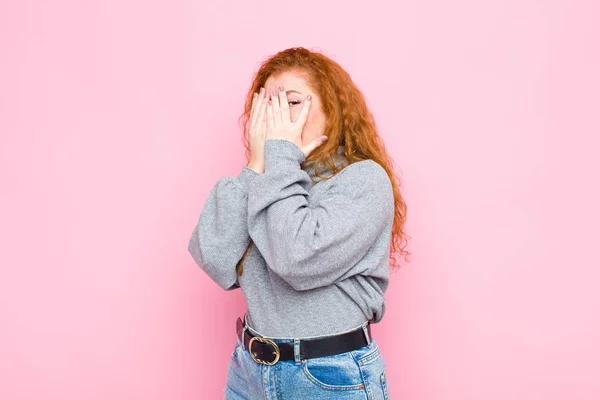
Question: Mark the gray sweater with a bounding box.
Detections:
[188,139,394,338]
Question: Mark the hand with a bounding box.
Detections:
[246,87,269,173]
[266,86,328,158]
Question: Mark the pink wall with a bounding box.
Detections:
[1,0,599,398]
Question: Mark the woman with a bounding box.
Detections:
[188,47,409,399]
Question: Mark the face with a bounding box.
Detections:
[264,70,327,148]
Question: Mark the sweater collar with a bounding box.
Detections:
[302,145,348,181]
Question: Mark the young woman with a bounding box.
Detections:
[188,47,409,399]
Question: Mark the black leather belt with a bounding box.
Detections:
[235,315,372,365]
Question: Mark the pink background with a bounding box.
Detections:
[1,0,599,399]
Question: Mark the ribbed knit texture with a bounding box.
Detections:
[188,139,394,338]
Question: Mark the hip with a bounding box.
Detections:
[225,336,390,399]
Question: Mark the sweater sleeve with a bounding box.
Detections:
[188,166,259,291]
[246,139,394,292]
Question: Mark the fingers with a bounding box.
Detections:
[250,89,260,127]
[296,94,312,128]
[278,85,290,123]
[304,135,328,157]
[256,107,267,138]
[254,90,268,136]
[250,92,258,123]
[270,90,281,127]
[266,96,274,136]
[250,87,267,128]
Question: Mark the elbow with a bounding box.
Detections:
[187,228,240,292]
[187,228,205,267]
[187,238,237,291]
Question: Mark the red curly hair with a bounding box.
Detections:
[235,47,410,278]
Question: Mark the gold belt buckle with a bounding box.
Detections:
[248,336,280,365]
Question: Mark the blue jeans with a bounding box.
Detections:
[224,327,390,399]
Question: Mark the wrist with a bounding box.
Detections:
[264,139,306,170]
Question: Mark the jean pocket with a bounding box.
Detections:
[352,340,382,367]
[352,339,389,399]
[301,351,365,391]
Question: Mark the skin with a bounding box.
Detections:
[246,71,328,174]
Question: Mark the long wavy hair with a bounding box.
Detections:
[235,47,410,279]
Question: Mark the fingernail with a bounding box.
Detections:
[321,136,328,142]
[279,85,284,92]
[307,94,312,101]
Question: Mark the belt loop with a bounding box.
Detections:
[241,312,248,350]
[362,322,371,346]
[294,338,301,365]
[241,326,248,351]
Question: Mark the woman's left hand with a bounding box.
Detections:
[265,86,328,158]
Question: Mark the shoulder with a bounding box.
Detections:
[334,160,394,221]
[335,159,392,189]
[325,159,393,205]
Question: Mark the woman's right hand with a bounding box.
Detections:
[246,87,269,174]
